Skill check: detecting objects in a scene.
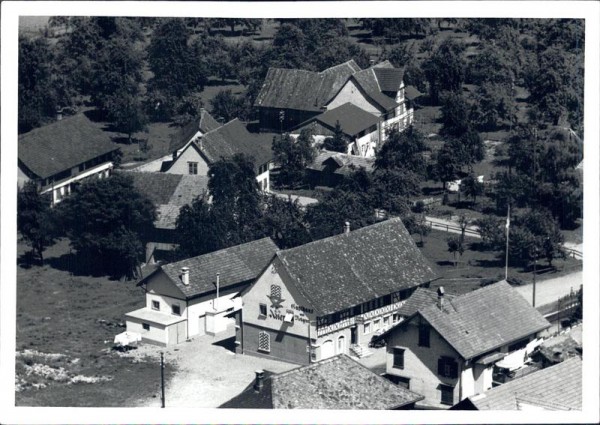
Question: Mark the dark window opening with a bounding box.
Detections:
[152,300,160,310]
[259,303,267,316]
[508,338,529,352]
[440,384,454,405]
[172,304,181,316]
[393,347,405,369]
[418,324,430,347]
[438,356,459,379]
[142,323,150,331]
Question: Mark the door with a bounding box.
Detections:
[321,340,334,360]
[350,327,357,345]
[197,315,206,336]
[176,321,187,343]
[337,335,346,354]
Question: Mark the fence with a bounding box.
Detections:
[538,286,582,323]
[423,219,481,238]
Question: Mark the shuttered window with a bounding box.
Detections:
[440,384,454,405]
[258,331,270,352]
[437,356,459,379]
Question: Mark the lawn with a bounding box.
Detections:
[15,238,173,406]
[413,229,582,296]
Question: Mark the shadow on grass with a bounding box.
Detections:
[212,336,237,353]
[46,251,118,279]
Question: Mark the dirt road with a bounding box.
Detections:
[514,271,582,307]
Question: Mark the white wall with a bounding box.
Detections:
[126,317,168,346]
[166,146,210,176]
[327,79,382,116]
[187,292,238,337]
[256,169,270,192]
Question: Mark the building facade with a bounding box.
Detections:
[236,218,439,365]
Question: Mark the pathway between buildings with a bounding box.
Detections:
[514,270,582,308]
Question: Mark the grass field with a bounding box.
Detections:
[15,238,173,406]
[414,229,582,296]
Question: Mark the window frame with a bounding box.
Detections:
[418,324,431,347]
[151,300,160,311]
[363,322,371,334]
[171,304,181,316]
[259,303,267,317]
[142,323,150,331]
[438,356,459,379]
[440,384,454,405]
[188,161,198,175]
[393,347,405,369]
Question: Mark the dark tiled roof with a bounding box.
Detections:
[18,114,118,179]
[307,150,375,176]
[373,67,404,92]
[168,109,221,152]
[158,238,278,299]
[397,287,456,317]
[221,356,423,409]
[169,174,210,207]
[120,171,184,205]
[295,103,380,137]
[404,85,423,100]
[465,357,582,410]
[277,218,439,316]
[196,119,273,168]
[272,355,423,409]
[255,60,361,111]
[352,68,399,111]
[419,281,551,359]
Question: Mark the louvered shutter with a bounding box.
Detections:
[438,358,444,376]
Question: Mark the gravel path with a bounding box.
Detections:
[514,271,582,307]
[125,325,296,408]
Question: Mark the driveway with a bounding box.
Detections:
[125,324,296,407]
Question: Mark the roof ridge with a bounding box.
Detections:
[371,68,382,92]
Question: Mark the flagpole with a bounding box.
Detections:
[505,204,510,280]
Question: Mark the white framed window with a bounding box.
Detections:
[188,162,198,175]
[363,322,371,334]
[384,316,390,327]
[172,304,181,316]
[374,319,381,331]
[259,303,267,316]
[258,331,271,352]
[152,300,160,311]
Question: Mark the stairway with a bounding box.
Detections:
[350,344,373,358]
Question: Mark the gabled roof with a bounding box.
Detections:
[220,355,423,409]
[119,171,185,205]
[184,119,273,169]
[396,287,456,317]
[404,85,423,100]
[18,114,118,179]
[151,238,279,299]
[417,281,551,360]
[168,109,221,153]
[307,150,375,176]
[351,67,399,111]
[276,218,438,316]
[255,60,361,111]
[459,357,581,410]
[373,67,405,92]
[293,103,380,137]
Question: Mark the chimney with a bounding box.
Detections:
[344,221,351,234]
[181,267,190,286]
[254,369,264,392]
[437,286,445,309]
[56,108,63,121]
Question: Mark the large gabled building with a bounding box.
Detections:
[18,114,120,204]
[235,218,439,365]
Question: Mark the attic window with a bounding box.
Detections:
[270,285,282,299]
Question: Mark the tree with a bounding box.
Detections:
[208,154,264,244]
[422,39,465,103]
[473,82,517,131]
[148,19,208,100]
[272,130,316,188]
[210,90,245,123]
[447,236,464,266]
[431,140,464,191]
[59,174,156,279]
[439,91,471,137]
[375,127,428,176]
[260,195,311,249]
[17,182,57,263]
[474,216,504,250]
[461,175,484,205]
[107,94,148,143]
[322,121,348,153]
[175,197,228,259]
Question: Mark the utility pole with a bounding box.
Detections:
[505,204,510,280]
[160,351,165,408]
[532,249,537,307]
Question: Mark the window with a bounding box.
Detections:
[440,384,454,405]
[363,322,371,334]
[374,319,381,331]
[152,300,160,311]
[418,324,430,347]
[393,313,401,322]
[142,323,150,331]
[270,284,282,299]
[188,162,198,175]
[508,338,529,352]
[259,303,267,316]
[393,347,405,369]
[384,316,390,327]
[438,356,459,379]
[395,376,410,389]
[171,304,181,316]
[258,331,270,352]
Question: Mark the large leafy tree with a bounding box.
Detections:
[422,39,465,104]
[59,174,156,279]
[439,91,472,137]
[375,127,428,177]
[209,89,247,123]
[272,130,316,188]
[17,182,57,263]
[175,198,229,259]
[260,195,312,249]
[322,122,348,153]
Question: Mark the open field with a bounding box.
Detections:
[15,238,173,406]
[414,229,583,296]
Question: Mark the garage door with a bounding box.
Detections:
[321,340,334,360]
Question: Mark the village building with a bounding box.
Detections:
[117,171,210,263]
[168,108,222,159]
[220,354,424,409]
[161,118,273,192]
[255,60,362,132]
[305,150,375,188]
[291,102,381,157]
[125,237,278,346]
[255,60,413,142]
[235,218,439,365]
[379,281,551,409]
[18,114,120,204]
[451,356,582,411]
